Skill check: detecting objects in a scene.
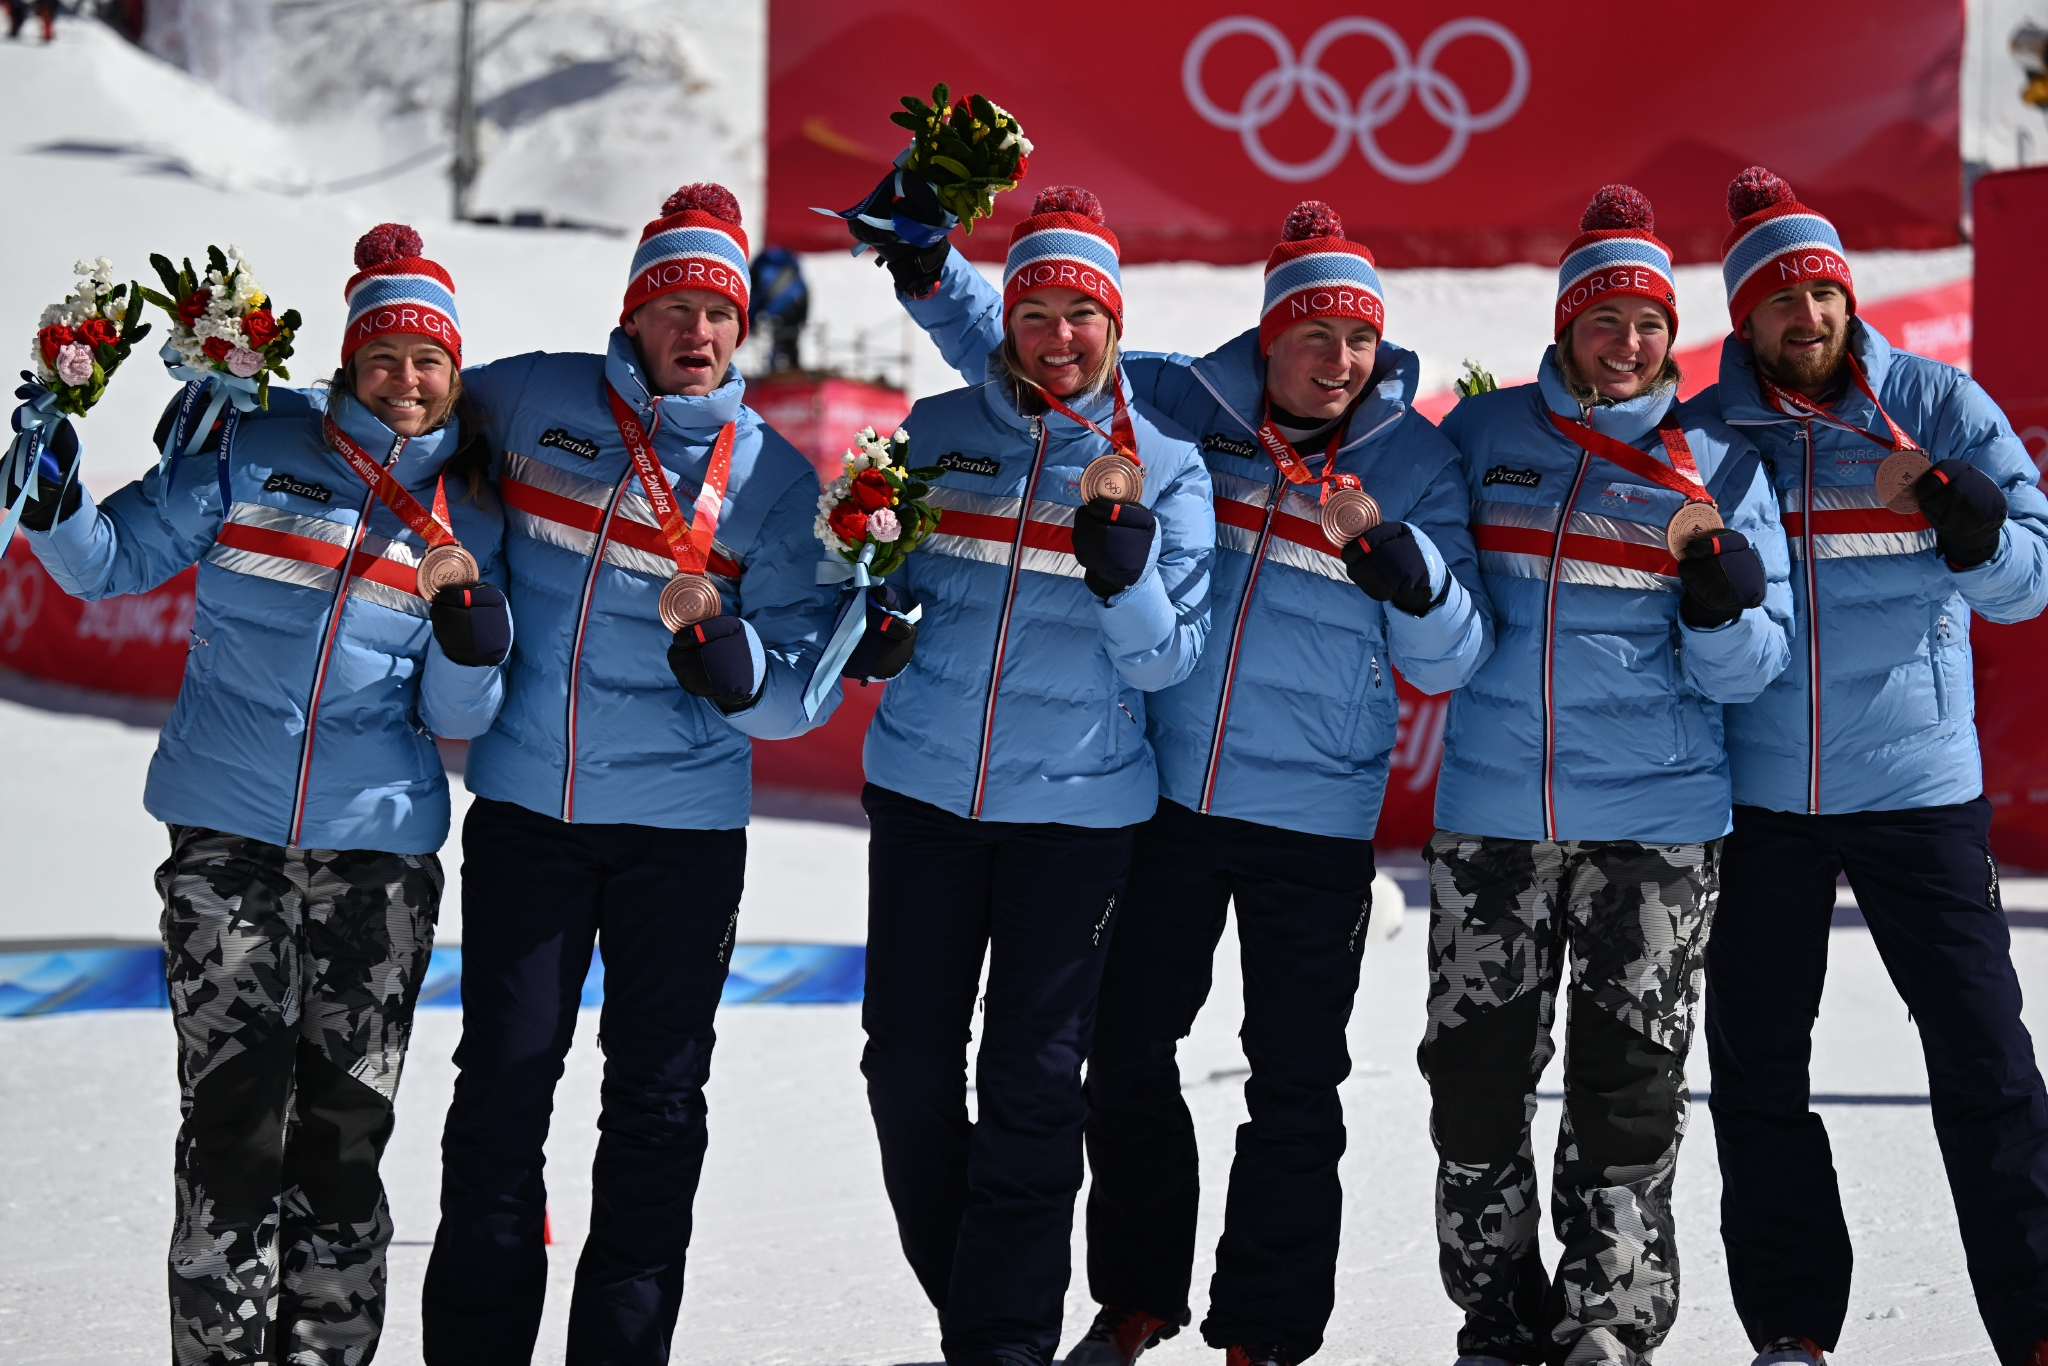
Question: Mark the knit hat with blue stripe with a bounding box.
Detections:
[1259,201,1384,354]
[622,183,752,338]
[343,224,461,364]
[1553,186,1677,339]
[1721,166,1854,328]
[1002,186,1123,331]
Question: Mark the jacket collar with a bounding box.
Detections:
[1716,316,1892,430]
[1188,328,1419,458]
[605,327,745,434]
[1539,345,1675,442]
[326,388,456,484]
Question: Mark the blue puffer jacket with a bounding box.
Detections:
[900,253,1490,839]
[460,331,839,830]
[1705,320,2048,815]
[1435,350,1793,843]
[867,367,1212,827]
[26,388,507,854]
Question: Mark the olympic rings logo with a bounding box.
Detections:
[1183,16,1531,184]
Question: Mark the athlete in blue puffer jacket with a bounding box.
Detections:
[1421,188,1790,1366]
[420,185,844,1366]
[1697,169,2048,1366]
[853,187,1211,1366]
[10,226,507,1366]
[873,199,1486,1366]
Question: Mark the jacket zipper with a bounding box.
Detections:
[561,467,634,822]
[1801,422,1821,815]
[287,466,384,847]
[1198,470,1285,813]
[1540,451,1593,841]
[969,423,1051,819]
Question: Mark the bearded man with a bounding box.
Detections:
[1701,167,2048,1366]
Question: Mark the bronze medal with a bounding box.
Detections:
[416,543,480,599]
[1665,502,1725,559]
[1078,453,1144,504]
[659,572,722,632]
[1876,449,1933,514]
[1318,486,1382,545]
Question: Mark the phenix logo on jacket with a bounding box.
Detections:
[896,249,1490,841]
[457,331,840,830]
[1705,320,2048,815]
[863,364,1213,828]
[1436,351,1794,844]
[24,388,507,854]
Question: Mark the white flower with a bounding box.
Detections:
[868,508,901,542]
[55,342,94,387]
[225,346,264,378]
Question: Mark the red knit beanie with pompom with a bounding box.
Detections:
[1258,199,1384,354]
[1719,166,1854,328]
[1002,185,1124,330]
[342,223,461,364]
[1552,185,1677,339]
[621,182,752,335]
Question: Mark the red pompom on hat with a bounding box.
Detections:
[1719,166,1854,327]
[622,182,752,334]
[341,223,460,365]
[1553,185,1677,339]
[1259,200,1383,353]
[1002,185,1123,329]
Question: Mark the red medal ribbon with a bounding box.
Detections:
[1019,376,1140,468]
[1758,353,1921,452]
[1547,410,1711,505]
[322,413,458,549]
[1255,396,1369,507]
[604,385,736,576]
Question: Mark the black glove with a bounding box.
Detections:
[850,218,950,299]
[5,413,81,532]
[1342,521,1437,616]
[1675,528,1767,628]
[841,582,918,681]
[1070,498,1157,600]
[668,614,760,712]
[1915,458,2007,569]
[429,582,512,667]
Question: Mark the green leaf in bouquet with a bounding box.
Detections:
[149,254,181,297]
[121,286,146,336]
[905,465,945,481]
[901,480,930,500]
[889,110,923,133]
[929,82,950,110]
[929,154,972,180]
[273,364,290,381]
[257,371,271,409]
[279,309,302,331]
[136,286,179,315]
[206,245,229,278]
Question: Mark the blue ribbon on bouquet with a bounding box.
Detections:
[159,342,260,511]
[811,148,959,253]
[804,542,878,721]
[0,384,77,562]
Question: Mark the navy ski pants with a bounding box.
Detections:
[860,784,1134,1366]
[1706,798,2048,1364]
[1085,799,1375,1363]
[421,796,745,1366]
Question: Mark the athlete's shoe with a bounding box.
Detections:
[1754,1338,1826,1365]
[1224,1343,1288,1366]
[1065,1307,1176,1366]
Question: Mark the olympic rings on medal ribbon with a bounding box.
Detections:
[1182,15,1531,184]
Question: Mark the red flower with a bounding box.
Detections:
[202,337,231,362]
[75,318,118,350]
[37,324,74,363]
[1014,153,1029,177]
[849,468,893,512]
[176,289,212,325]
[242,308,279,348]
[828,500,870,544]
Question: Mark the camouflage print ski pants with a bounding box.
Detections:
[1418,831,1719,1366]
[157,825,440,1366]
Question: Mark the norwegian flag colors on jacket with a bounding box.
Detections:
[899,251,1488,841]
[24,387,507,854]
[1708,320,2048,816]
[1436,352,1793,844]
[864,367,1213,827]
[459,331,839,830]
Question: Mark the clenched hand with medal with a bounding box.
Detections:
[1019,377,1163,601]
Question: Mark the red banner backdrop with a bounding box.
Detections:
[769,1,1962,267]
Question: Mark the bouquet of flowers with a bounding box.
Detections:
[815,426,943,578]
[138,245,300,408]
[889,84,1032,233]
[28,258,151,416]
[1454,359,1499,398]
